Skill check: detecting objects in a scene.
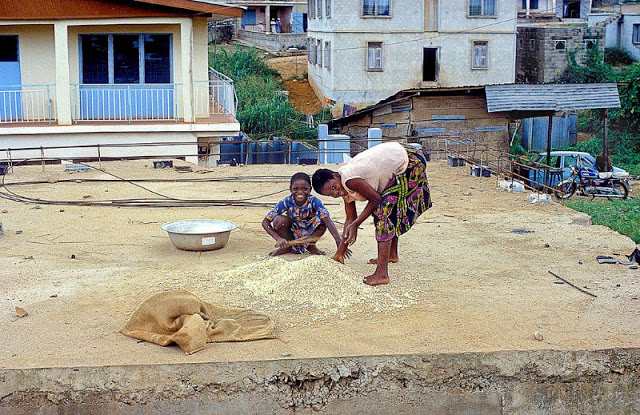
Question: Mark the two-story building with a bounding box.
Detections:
[0,0,242,166]
[306,0,518,112]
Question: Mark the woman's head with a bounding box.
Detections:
[290,172,311,205]
[312,169,346,198]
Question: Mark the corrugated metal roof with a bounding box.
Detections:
[485,83,621,112]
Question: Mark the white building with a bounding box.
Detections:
[306,0,517,111]
[589,4,640,62]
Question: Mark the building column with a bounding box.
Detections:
[54,22,72,126]
[265,6,271,32]
[180,19,194,123]
[526,0,531,18]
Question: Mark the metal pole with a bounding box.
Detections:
[545,113,553,190]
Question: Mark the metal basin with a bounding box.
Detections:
[161,220,237,251]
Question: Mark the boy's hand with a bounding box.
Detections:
[275,237,290,248]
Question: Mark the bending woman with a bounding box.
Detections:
[312,141,432,286]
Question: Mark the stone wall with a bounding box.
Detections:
[516,25,605,83]
[237,30,307,51]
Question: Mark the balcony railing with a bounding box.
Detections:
[1,79,236,125]
[71,84,180,122]
[206,68,237,116]
[0,84,56,124]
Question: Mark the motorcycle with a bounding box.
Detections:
[555,165,630,200]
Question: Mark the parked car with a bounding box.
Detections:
[522,151,631,189]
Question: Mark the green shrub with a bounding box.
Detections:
[210,46,326,142]
[605,47,635,66]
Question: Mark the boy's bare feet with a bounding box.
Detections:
[307,245,325,255]
[363,271,390,286]
[368,257,399,264]
[269,247,293,256]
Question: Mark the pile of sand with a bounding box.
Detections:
[190,256,418,323]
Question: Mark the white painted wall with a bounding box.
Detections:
[307,0,517,108]
[0,123,241,165]
[589,12,640,61]
[620,14,640,61]
[588,12,620,48]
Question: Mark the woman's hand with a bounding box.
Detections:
[334,237,352,259]
[275,237,289,249]
[342,223,358,245]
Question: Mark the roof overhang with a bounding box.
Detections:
[135,0,244,18]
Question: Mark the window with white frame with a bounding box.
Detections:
[326,0,331,17]
[554,40,566,50]
[362,0,390,17]
[318,0,323,18]
[309,0,316,18]
[472,41,488,69]
[634,24,640,44]
[324,41,331,68]
[316,39,322,65]
[517,38,523,49]
[585,38,597,50]
[469,0,496,17]
[367,42,383,70]
[521,0,538,9]
[529,38,535,50]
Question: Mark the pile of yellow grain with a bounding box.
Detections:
[193,256,417,320]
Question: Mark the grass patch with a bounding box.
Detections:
[565,198,640,243]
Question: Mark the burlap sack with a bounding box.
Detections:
[120,290,276,354]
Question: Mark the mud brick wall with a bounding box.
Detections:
[516,25,605,83]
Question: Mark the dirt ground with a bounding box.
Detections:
[267,55,326,114]
[0,160,639,369]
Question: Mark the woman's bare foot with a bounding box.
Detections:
[368,257,399,264]
[307,244,325,255]
[269,247,293,256]
[363,271,390,286]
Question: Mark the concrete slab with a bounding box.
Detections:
[0,160,639,413]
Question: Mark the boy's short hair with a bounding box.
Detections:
[312,169,335,194]
[290,172,311,186]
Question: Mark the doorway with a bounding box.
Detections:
[0,35,22,121]
[563,0,580,18]
[423,48,438,82]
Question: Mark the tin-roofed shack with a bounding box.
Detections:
[328,87,511,157]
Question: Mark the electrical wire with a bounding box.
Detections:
[0,160,292,208]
